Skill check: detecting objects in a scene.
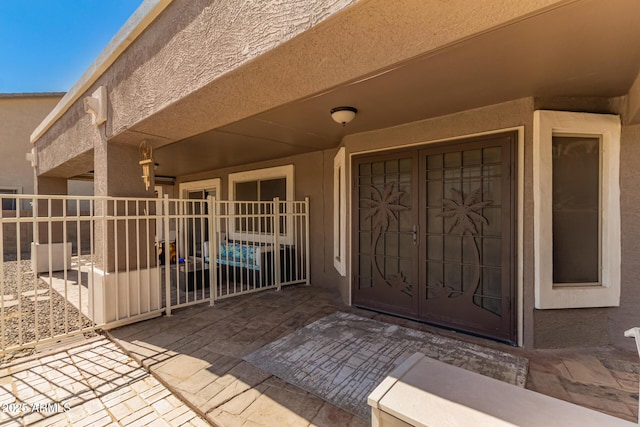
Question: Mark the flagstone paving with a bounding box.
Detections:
[0,284,637,426]
[107,285,639,426]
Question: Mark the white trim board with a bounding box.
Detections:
[533,110,621,309]
[179,178,221,199]
[333,148,346,277]
[347,126,525,346]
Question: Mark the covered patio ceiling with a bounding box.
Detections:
[141,0,640,178]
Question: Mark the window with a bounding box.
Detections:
[533,110,620,309]
[179,178,221,200]
[0,189,18,210]
[333,147,346,276]
[178,179,221,257]
[228,165,294,243]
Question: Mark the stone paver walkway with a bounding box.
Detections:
[109,286,365,427]
[0,337,209,426]
[0,285,637,426]
[107,285,639,426]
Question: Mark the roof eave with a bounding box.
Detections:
[30,0,174,144]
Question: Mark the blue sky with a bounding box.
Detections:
[0,1,143,93]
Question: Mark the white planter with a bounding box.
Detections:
[31,242,72,273]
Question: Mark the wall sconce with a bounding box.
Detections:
[330,106,358,126]
[139,140,154,191]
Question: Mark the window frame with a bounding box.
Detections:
[0,187,19,211]
[178,178,221,200]
[333,147,346,276]
[533,110,621,309]
[228,165,294,244]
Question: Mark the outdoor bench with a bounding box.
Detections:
[218,242,272,287]
[369,352,636,427]
[205,241,294,286]
[203,241,272,270]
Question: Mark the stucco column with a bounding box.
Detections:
[90,138,160,323]
[94,139,156,272]
[94,139,153,199]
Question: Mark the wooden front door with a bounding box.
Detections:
[352,132,516,343]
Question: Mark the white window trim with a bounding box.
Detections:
[176,179,221,254]
[0,186,21,211]
[333,147,346,276]
[178,178,221,199]
[228,165,294,244]
[154,185,165,242]
[533,110,621,309]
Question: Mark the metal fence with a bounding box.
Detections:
[0,194,309,355]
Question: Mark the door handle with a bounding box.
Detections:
[412,224,418,246]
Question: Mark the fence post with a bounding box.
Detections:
[273,197,281,291]
[163,194,172,316]
[208,195,216,306]
[305,196,310,286]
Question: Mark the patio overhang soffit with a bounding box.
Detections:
[35,0,640,179]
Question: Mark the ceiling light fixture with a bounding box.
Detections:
[330,106,358,126]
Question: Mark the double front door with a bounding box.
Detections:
[352,133,516,343]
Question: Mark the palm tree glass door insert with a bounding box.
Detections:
[353,133,516,343]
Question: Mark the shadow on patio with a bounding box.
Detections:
[106,285,639,426]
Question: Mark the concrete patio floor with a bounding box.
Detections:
[105,284,639,426]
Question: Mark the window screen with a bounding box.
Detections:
[552,136,600,284]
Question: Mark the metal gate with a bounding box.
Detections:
[0,194,309,356]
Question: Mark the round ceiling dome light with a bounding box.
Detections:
[330,106,358,126]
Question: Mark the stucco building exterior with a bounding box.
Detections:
[30,0,640,349]
[0,93,97,255]
[0,93,63,200]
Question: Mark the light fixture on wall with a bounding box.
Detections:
[330,106,358,126]
[139,140,154,190]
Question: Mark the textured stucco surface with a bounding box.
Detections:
[625,72,640,125]
[533,308,610,348]
[34,0,568,176]
[34,0,359,176]
[35,100,99,178]
[28,0,639,349]
[125,0,567,145]
[342,96,638,349]
[615,124,640,350]
[176,148,345,298]
[344,98,536,346]
[0,95,61,192]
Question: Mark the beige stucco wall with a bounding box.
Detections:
[344,98,536,346]
[0,95,62,193]
[175,96,639,350]
[177,148,348,301]
[34,0,569,178]
[29,0,638,350]
[342,96,637,350]
[615,124,640,350]
[34,0,359,178]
